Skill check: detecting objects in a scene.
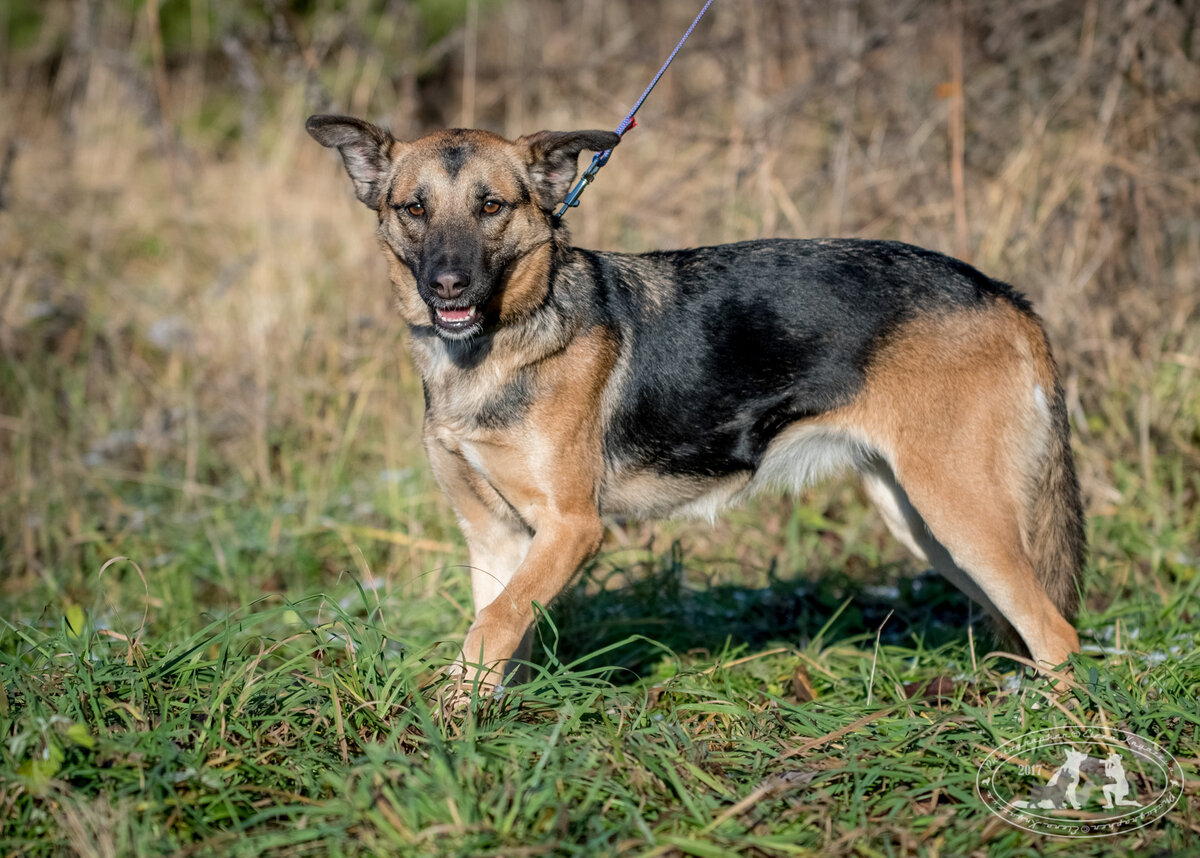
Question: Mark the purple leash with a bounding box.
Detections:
[553,0,715,222]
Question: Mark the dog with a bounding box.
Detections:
[306,113,1085,689]
[1013,749,1088,810]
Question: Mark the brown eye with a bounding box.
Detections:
[481,200,502,215]
[406,202,425,217]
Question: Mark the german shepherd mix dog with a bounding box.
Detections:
[307,114,1085,689]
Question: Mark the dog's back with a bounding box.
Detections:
[583,238,1034,477]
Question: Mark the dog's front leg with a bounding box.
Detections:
[426,440,536,681]
[457,502,534,685]
[442,327,617,691]
[458,507,604,689]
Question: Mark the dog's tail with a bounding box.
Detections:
[1024,343,1086,624]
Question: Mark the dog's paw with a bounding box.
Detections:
[430,664,510,726]
[430,669,475,728]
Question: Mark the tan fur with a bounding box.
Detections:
[830,304,1080,667]
[430,328,619,684]
[600,469,753,521]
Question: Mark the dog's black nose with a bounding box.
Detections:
[432,271,469,300]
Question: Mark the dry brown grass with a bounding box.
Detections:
[1,0,1197,596]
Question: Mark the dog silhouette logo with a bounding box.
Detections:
[1012,748,1090,810]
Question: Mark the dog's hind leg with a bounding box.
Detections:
[881,448,1078,670]
[860,455,1011,630]
[843,309,1082,671]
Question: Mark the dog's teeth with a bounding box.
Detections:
[437,306,477,324]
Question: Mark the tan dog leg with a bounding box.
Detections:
[459,511,604,688]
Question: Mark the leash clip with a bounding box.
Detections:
[555,151,605,219]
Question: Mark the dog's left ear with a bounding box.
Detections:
[518,130,621,212]
[306,114,397,209]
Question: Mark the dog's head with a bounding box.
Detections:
[307,114,618,341]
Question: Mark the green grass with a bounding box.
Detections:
[2,491,1198,856]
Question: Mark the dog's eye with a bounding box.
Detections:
[405,203,425,217]
[481,200,502,215]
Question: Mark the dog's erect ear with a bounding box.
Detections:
[306,114,397,209]
[518,130,621,212]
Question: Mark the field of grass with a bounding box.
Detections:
[2,1,1198,855]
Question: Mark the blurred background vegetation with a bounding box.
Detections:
[1,0,1198,640]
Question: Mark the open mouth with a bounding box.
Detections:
[432,305,481,336]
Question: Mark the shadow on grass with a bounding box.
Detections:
[532,541,987,680]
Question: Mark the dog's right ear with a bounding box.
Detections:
[306,115,396,209]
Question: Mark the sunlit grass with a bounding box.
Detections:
[3,558,1197,856]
